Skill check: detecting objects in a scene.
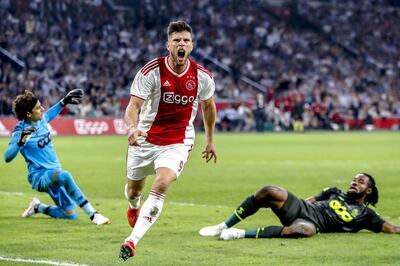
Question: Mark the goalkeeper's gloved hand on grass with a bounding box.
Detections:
[60,89,84,107]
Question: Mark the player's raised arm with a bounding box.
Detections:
[124,95,147,146]
[201,96,217,163]
[45,89,84,122]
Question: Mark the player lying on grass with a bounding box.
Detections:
[200,173,400,240]
[4,90,109,225]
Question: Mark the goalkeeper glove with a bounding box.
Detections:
[60,89,84,107]
[17,127,37,146]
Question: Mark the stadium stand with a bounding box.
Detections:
[0,0,399,132]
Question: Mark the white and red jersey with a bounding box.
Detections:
[130,56,215,146]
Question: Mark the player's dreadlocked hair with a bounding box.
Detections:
[12,90,38,121]
[167,20,192,38]
[363,173,379,207]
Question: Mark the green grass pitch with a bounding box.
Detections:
[1,132,400,265]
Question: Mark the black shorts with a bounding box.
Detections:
[272,192,317,227]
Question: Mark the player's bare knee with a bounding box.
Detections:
[282,222,316,238]
[152,180,170,194]
[152,175,176,193]
[255,185,284,201]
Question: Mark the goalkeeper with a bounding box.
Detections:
[3,90,109,225]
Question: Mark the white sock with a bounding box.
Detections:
[125,184,142,209]
[81,202,96,217]
[218,222,228,229]
[237,229,246,238]
[126,190,165,246]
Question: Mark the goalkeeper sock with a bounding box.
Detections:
[127,190,165,246]
[125,184,142,209]
[80,201,96,217]
[245,226,283,238]
[225,195,263,227]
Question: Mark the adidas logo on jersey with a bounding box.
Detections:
[163,80,171,87]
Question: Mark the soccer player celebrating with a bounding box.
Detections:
[4,90,109,225]
[200,173,400,240]
[120,20,217,260]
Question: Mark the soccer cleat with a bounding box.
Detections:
[219,228,245,241]
[21,197,40,218]
[199,223,227,237]
[91,213,110,225]
[119,240,135,261]
[127,207,140,228]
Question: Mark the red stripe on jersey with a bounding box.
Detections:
[141,63,158,76]
[198,64,213,78]
[141,58,160,75]
[145,57,199,146]
[142,58,158,70]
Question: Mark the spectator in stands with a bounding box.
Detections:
[0,0,398,131]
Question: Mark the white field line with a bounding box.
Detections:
[0,191,25,196]
[168,201,231,209]
[0,256,90,266]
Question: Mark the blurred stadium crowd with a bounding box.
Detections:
[0,0,399,131]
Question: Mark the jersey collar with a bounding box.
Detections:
[165,56,190,77]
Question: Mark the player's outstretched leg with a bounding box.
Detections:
[220,226,283,240]
[199,194,263,237]
[23,198,79,219]
[56,170,110,224]
[219,222,316,241]
[120,190,165,260]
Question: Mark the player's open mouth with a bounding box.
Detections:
[177,49,185,58]
[349,186,357,191]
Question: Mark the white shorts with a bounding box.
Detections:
[126,140,193,181]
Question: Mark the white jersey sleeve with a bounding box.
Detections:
[197,70,215,101]
[130,70,154,100]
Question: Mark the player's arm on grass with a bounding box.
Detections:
[201,96,217,163]
[381,221,400,234]
[125,95,147,146]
